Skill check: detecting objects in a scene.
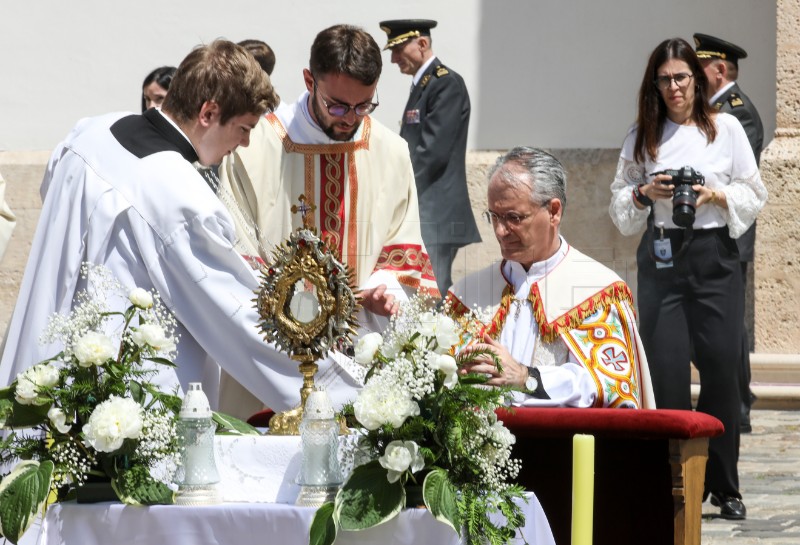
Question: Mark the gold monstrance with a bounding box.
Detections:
[255,195,359,435]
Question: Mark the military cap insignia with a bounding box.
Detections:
[435,65,449,77]
[420,74,431,88]
[728,93,744,108]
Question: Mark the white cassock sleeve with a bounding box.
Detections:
[509,355,598,408]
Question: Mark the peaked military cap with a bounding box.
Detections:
[379,19,437,50]
[693,33,748,67]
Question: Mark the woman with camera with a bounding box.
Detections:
[609,37,767,520]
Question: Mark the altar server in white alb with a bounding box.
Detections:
[449,147,655,409]
[0,40,363,413]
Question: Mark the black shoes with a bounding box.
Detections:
[710,492,747,520]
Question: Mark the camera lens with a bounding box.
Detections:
[672,185,698,227]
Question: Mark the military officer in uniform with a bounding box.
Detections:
[380,19,481,296]
[694,33,765,433]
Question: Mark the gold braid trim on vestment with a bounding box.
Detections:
[529,281,634,343]
[445,281,633,344]
[445,293,471,319]
[266,113,372,154]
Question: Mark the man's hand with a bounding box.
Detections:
[358,284,400,317]
[459,333,528,389]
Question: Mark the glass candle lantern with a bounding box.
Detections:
[296,388,342,506]
[174,382,220,505]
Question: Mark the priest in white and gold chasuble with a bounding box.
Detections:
[220,100,437,298]
[447,245,655,409]
[445,147,655,410]
[216,89,438,417]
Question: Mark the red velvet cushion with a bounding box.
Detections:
[496,407,724,440]
[249,407,724,440]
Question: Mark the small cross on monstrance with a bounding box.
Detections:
[291,194,317,229]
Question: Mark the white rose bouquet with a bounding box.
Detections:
[310,296,526,545]
[0,264,184,544]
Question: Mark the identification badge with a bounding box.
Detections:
[404,109,420,124]
[654,238,673,269]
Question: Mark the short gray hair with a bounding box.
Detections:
[487,147,567,215]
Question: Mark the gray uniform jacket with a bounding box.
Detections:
[714,82,764,262]
[400,58,481,248]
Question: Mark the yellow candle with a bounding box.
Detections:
[571,433,595,545]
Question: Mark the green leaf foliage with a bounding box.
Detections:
[0,460,54,544]
[0,399,50,429]
[335,461,404,531]
[111,464,174,506]
[128,380,145,404]
[146,357,177,368]
[212,412,260,435]
[423,468,460,535]
[309,501,337,545]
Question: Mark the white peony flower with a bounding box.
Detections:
[354,332,383,365]
[431,354,459,389]
[381,337,404,359]
[74,331,116,367]
[128,288,154,309]
[379,440,425,483]
[47,407,73,434]
[82,396,144,452]
[433,315,461,351]
[353,383,420,431]
[15,364,60,405]
[488,420,516,447]
[431,353,457,375]
[416,312,436,338]
[131,323,176,352]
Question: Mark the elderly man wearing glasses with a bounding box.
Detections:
[217,24,437,417]
[448,147,655,408]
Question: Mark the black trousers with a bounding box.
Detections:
[637,226,743,497]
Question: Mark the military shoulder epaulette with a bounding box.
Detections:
[727,93,744,108]
[435,65,449,78]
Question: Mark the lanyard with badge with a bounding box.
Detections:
[653,223,673,269]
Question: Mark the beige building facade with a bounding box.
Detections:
[1,1,793,355]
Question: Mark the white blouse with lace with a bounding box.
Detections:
[609,112,767,238]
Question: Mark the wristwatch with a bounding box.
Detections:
[524,367,539,394]
[523,366,551,400]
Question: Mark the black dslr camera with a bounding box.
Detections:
[651,166,705,228]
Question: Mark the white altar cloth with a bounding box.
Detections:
[39,493,554,545]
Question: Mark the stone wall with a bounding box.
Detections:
[0,149,641,341]
[752,0,800,354]
[0,152,49,338]
[12,145,794,351]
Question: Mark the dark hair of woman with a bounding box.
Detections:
[141,66,177,113]
[633,38,717,163]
